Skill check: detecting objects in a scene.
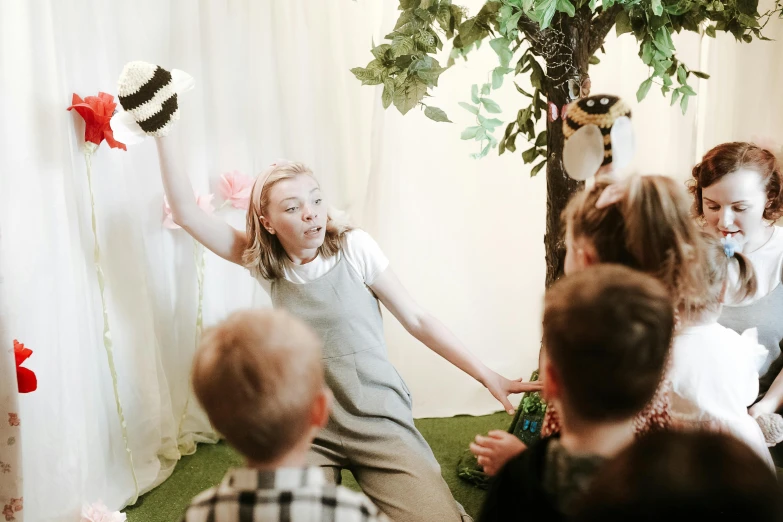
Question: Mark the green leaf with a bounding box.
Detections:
[490,38,513,67]
[514,83,533,98]
[677,64,687,85]
[556,0,576,17]
[615,9,633,35]
[589,55,601,65]
[424,106,452,123]
[540,0,559,29]
[472,142,492,160]
[680,93,690,114]
[492,67,515,89]
[535,130,548,147]
[391,35,416,58]
[679,84,697,96]
[392,79,428,115]
[351,66,383,86]
[382,86,393,109]
[641,40,654,65]
[506,132,519,153]
[481,83,491,95]
[705,25,717,38]
[522,146,538,163]
[530,59,545,89]
[670,89,681,106]
[505,11,524,35]
[480,97,502,113]
[738,14,760,28]
[530,159,547,177]
[525,118,535,139]
[653,28,674,58]
[371,44,392,61]
[517,107,532,128]
[637,77,653,102]
[461,126,482,140]
[651,0,663,16]
[459,102,480,115]
[479,115,504,130]
[471,84,480,104]
[416,67,445,86]
[737,0,759,15]
[691,70,710,79]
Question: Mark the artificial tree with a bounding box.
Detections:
[352,0,781,287]
[351,0,781,464]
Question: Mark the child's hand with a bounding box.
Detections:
[482,371,543,414]
[469,430,527,476]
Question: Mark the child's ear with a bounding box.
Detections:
[311,388,333,429]
[578,245,598,268]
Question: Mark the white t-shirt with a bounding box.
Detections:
[727,226,783,304]
[669,322,773,468]
[254,229,390,295]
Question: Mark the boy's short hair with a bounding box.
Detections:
[192,309,324,463]
[543,264,673,422]
[575,431,783,521]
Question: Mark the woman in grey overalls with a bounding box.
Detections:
[690,142,783,423]
[157,140,540,521]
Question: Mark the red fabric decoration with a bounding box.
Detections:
[67,92,127,151]
[13,340,37,393]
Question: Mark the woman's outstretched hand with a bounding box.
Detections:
[482,371,542,415]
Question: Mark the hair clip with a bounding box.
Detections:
[594,182,628,209]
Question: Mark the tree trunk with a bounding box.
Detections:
[508,10,591,436]
[542,9,592,288]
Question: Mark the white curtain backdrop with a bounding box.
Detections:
[0,0,781,519]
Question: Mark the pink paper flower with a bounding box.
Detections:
[81,501,126,522]
[163,193,215,230]
[7,414,18,427]
[218,170,254,210]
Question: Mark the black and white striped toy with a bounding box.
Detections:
[110,61,194,145]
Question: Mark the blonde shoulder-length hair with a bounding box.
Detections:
[242,162,353,281]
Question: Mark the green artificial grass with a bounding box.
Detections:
[124,411,511,522]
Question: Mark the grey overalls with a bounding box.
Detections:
[271,255,464,521]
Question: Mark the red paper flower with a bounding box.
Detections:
[67,93,127,151]
[13,340,37,394]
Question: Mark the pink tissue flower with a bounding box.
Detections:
[81,502,126,522]
[218,170,254,210]
[163,193,215,230]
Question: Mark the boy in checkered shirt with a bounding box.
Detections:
[183,309,388,522]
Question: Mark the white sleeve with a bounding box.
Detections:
[342,229,390,285]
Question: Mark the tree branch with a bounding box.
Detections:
[588,4,623,56]
[517,14,546,54]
